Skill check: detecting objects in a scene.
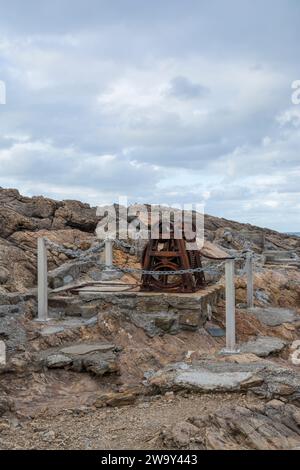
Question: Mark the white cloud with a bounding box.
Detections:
[0,0,299,231]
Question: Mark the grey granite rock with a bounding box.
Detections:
[45,354,72,368]
[174,369,258,392]
[248,307,298,326]
[60,343,115,356]
[40,326,65,336]
[148,360,300,404]
[239,336,287,357]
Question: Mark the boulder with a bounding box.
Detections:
[94,389,139,408]
[40,326,65,336]
[43,342,119,377]
[147,360,300,404]
[52,200,98,232]
[174,369,260,392]
[45,354,72,368]
[206,326,225,337]
[248,307,299,326]
[0,207,37,238]
[82,354,118,376]
[148,361,263,393]
[239,336,287,357]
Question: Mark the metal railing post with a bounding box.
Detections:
[223,258,238,353]
[37,237,49,321]
[104,237,113,268]
[246,251,254,308]
[0,340,6,365]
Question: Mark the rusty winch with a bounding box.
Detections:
[140,221,205,293]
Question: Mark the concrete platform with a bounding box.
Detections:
[82,285,224,336]
[48,284,224,336]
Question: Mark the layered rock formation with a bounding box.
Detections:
[161,399,300,450]
[1,186,299,293]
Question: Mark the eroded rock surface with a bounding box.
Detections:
[1,187,300,294]
[247,307,299,326]
[239,336,287,357]
[43,341,119,377]
[148,360,300,404]
[161,400,300,450]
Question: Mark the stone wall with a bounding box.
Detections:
[75,287,225,336]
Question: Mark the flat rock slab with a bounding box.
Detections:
[60,343,115,356]
[149,361,264,393]
[43,342,119,376]
[239,336,287,357]
[248,307,298,326]
[206,326,225,337]
[174,370,256,392]
[148,360,300,403]
[46,354,72,368]
[40,326,65,336]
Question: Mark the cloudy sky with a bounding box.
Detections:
[0,0,300,231]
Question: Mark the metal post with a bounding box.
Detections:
[224,258,238,353]
[0,340,6,365]
[37,237,48,321]
[105,237,113,268]
[246,252,254,308]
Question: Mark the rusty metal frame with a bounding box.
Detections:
[140,222,205,293]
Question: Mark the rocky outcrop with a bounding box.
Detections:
[0,188,58,238]
[239,336,287,357]
[0,187,300,294]
[42,342,120,377]
[247,307,299,326]
[0,229,96,292]
[161,400,300,450]
[0,188,101,292]
[0,188,99,238]
[51,200,98,232]
[147,360,300,405]
[0,237,36,292]
[1,188,299,251]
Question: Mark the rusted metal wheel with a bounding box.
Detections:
[150,261,183,290]
[140,219,206,293]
